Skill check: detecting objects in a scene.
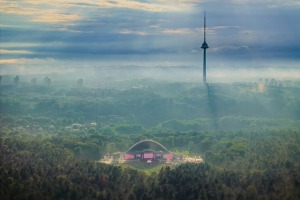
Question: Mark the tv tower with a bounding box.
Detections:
[201,12,209,84]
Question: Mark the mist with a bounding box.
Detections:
[1,59,300,84]
[1,59,300,199]
[1,0,300,198]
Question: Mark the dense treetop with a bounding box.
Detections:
[1,77,300,199]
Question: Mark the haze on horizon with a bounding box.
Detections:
[0,0,300,81]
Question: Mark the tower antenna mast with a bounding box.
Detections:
[201,11,209,84]
[204,11,206,42]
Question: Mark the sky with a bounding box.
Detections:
[0,0,300,78]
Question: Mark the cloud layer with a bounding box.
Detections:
[0,0,299,73]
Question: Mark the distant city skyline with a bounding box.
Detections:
[0,0,299,76]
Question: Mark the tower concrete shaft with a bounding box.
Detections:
[202,48,207,84]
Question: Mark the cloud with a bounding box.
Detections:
[0,0,188,19]
[210,26,240,30]
[230,0,300,7]
[96,0,181,12]
[119,27,199,36]
[0,58,36,64]
[119,29,149,36]
[0,49,32,55]
[210,45,249,54]
[0,0,196,30]
[32,12,81,23]
[0,0,81,24]
[161,28,196,35]
[0,0,299,69]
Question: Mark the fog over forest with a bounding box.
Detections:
[1,64,300,199]
[1,0,300,199]
[2,64,300,83]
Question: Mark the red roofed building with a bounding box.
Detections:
[124,139,174,162]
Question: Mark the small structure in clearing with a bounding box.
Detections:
[100,139,203,166]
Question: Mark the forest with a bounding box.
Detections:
[1,73,300,199]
